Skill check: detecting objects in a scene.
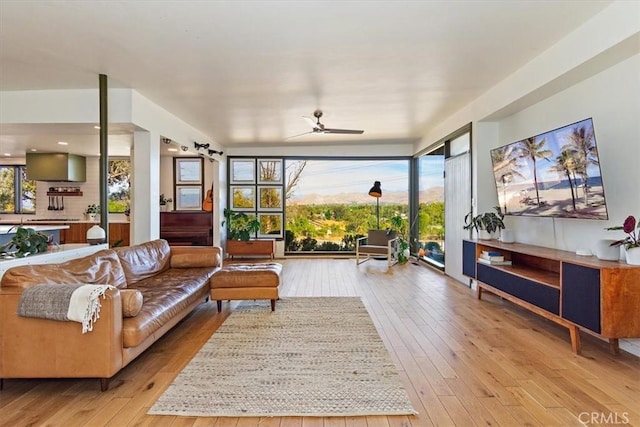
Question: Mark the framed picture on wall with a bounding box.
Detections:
[258,213,283,238]
[258,186,283,211]
[257,159,283,184]
[176,186,202,210]
[175,158,203,185]
[230,159,256,184]
[230,186,256,211]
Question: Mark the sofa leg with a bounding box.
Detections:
[0,378,4,390]
[271,299,276,311]
[217,300,222,312]
[100,378,109,392]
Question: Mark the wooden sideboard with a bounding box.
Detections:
[160,211,213,246]
[463,239,640,354]
[226,239,275,259]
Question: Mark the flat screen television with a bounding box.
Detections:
[490,118,609,219]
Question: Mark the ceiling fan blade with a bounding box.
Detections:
[323,128,364,134]
[302,116,317,128]
[285,131,314,140]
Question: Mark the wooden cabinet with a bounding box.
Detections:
[60,223,129,246]
[60,223,92,244]
[463,239,640,354]
[226,239,275,259]
[109,223,130,247]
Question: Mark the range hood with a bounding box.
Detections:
[26,153,86,182]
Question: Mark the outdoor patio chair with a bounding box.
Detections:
[355,229,399,268]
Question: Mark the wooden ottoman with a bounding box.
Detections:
[210,262,282,312]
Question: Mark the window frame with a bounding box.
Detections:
[0,164,35,214]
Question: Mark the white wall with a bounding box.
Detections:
[479,54,639,253]
[414,1,640,156]
[227,141,414,158]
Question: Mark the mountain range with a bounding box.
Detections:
[288,187,443,205]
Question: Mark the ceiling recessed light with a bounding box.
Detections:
[167,148,178,152]
[58,141,68,145]
[4,153,11,156]
[94,125,100,129]
[30,148,37,152]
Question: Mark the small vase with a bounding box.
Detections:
[624,247,640,266]
[595,239,620,261]
[500,229,515,243]
[160,204,168,212]
[478,230,491,240]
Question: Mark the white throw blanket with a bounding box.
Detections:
[17,284,115,333]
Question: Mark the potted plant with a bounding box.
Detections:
[0,226,51,258]
[159,194,172,212]
[223,208,274,258]
[464,206,505,240]
[84,203,100,221]
[606,215,640,265]
[224,208,260,241]
[390,214,410,264]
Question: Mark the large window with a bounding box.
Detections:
[227,157,411,253]
[0,165,35,214]
[284,159,409,253]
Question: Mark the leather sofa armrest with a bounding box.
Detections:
[0,287,124,379]
[170,246,223,268]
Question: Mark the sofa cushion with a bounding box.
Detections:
[122,267,214,348]
[114,239,171,285]
[170,249,221,268]
[0,249,128,289]
[120,289,143,317]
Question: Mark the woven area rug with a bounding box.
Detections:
[148,297,417,417]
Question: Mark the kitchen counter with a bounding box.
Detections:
[0,225,69,233]
[0,220,129,225]
[0,224,70,247]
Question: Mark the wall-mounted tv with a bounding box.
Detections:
[490,118,608,220]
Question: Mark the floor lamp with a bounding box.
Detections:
[368,181,382,229]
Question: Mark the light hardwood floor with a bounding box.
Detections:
[1,258,639,426]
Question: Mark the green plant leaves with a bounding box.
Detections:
[0,226,50,258]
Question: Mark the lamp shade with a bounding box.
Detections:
[87,225,106,245]
[368,181,382,198]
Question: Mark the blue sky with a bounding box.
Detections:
[287,160,409,196]
[285,157,444,197]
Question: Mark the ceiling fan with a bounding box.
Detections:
[287,110,364,139]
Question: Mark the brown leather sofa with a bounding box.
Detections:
[0,239,221,391]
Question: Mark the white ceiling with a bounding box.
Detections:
[0,0,612,157]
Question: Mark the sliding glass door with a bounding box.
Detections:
[416,147,445,268]
[415,127,471,278]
